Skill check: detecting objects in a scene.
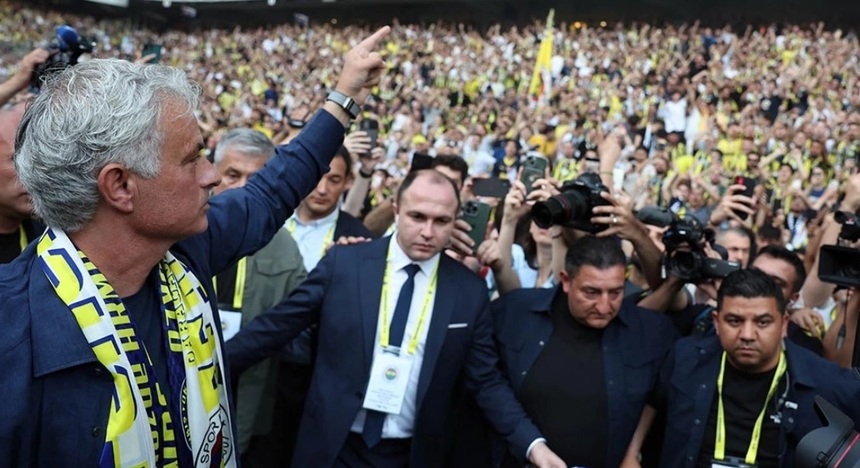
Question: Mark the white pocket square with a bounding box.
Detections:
[447,323,468,329]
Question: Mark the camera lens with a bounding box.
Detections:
[669,251,699,279]
[531,190,589,229]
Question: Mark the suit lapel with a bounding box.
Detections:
[358,238,390,372]
[415,257,456,410]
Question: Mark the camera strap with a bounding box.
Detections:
[714,351,787,465]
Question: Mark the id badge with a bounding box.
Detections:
[219,309,242,341]
[362,351,413,415]
[711,457,756,468]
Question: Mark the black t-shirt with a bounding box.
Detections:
[0,219,43,264]
[509,290,608,468]
[123,272,172,402]
[0,229,24,264]
[697,362,784,468]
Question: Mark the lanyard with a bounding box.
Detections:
[286,215,337,256]
[213,257,247,310]
[379,247,439,355]
[18,225,27,251]
[715,351,787,465]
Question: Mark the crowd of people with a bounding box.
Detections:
[3,1,860,467]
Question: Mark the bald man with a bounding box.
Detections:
[0,104,42,262]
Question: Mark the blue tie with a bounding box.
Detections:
[362,263,421,447]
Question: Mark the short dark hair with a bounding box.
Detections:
[753,245,806,295]
[564,236,626,277]
[431,155,469,185]
[396,169,461,212]
[717,268,786,314]
[757,224,782,243]
[334,145,353,175]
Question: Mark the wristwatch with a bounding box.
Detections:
[326,90,360,120]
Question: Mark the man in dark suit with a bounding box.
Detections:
[226,169,565,467]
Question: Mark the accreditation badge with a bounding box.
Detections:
[219,309,242,341]
[362,351,413,414]
[711,457,756,468]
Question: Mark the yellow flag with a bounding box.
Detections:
[528,9,555,100]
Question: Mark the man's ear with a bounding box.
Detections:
[711,309,720,336]
[97,163,135,214]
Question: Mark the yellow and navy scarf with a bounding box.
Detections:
[37,228,236,468]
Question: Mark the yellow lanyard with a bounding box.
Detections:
[379,247,439,355]
[715,351,787,465]
[18,226,27,251]
[212,257,247,310]
[285,215,337,256]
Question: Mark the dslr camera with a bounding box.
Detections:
[531,172,610,233]
[30,25,95,90]
[795,396,860,467]
[818,210,860,288]
[661,215,740,282]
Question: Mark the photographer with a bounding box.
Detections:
[649,269,860,468]
[0,48,49,107]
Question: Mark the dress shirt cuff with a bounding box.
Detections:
[525,437,547,461]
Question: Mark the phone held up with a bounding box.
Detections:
[357,119,379,159]
[520,155,549,194]
[461,200,491,254]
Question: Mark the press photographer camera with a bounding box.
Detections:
[531,172,610,233]
[795,396,860,467]
[30,25,94,90]
[659,212,740,282]
[818,210,860,289]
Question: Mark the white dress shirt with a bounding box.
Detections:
[285,208,339,272]
[350,237,440,439]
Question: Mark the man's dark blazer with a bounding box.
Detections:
[226,236,541,468]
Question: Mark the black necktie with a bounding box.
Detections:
[362,263,421,447]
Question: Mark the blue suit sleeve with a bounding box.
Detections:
[204,110,344,275]
[224,241,338,375]
[465,297,542,462]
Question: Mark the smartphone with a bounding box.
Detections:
[142,43,163,64]
[410,152,434,172]
[461,200,491,253]
[471,177,511,198]
[520,155,549,194]
[733,175,758,221]
[358,119,379,158]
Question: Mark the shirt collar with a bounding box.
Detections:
[290,206,339,228]
[389,235,439,277]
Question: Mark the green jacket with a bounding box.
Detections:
[235,229,307,453]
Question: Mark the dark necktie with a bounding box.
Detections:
[362,263,421,447]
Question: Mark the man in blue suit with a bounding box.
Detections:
[226,169,566,468]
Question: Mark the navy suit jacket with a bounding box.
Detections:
[659,336,860,468]
[226,237,541,468]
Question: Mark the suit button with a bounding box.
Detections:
[91,427,102,437]
[538,340,545,346]
[700,384,707,389]
[521,371,527,376]
[694,419,701,425]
